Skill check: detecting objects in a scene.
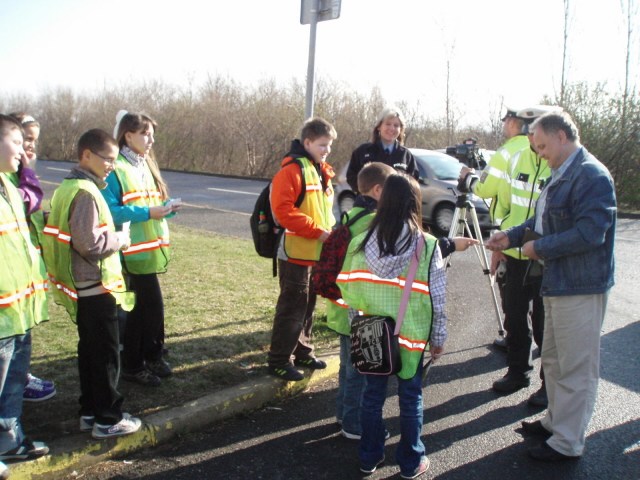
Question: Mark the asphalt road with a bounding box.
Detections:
[35,160,640,480]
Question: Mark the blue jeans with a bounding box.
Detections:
[0,332,32,453]
[359,359,425,477]
[336,334,366,435]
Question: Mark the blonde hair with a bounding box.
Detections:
[371,107,407,145]
[115,111,169,200]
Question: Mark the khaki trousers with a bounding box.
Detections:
[541,293,608,456]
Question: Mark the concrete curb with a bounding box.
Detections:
[8,352,340,479]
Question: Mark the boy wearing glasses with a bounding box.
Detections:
[43,129,141,439]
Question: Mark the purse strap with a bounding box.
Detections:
[394,234,425,335]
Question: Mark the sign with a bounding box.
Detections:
[300,0,341,25]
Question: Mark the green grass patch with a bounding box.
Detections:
[23,224,337,441]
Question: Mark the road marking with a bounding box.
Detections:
[182,202,250,216]
[207,187,259,196]
[47,167,70,172]
[39,180,61,186]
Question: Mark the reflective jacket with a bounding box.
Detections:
[0,176,48,339]
[337,233,437,379]
[496,148,551,259]
[473,135,530,222]
[43,179,135,321]
[105,154,170,274]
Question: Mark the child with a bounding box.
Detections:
[43,128,141,439]
[267,117,337,381]
[338,174,447,479]
[102,111,177,387]
[6,113,56,403]
[328,162,395,439]
[0,114,49,469]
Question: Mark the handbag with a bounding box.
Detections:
[350,235,425,375]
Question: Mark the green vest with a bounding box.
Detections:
[283,157,335,261]
[0,176,48,339]
[496,148,551,259]
[43,179,135,321]
[2,172,46,252]
[112,154,170,274]
[326,206,375,336]
[337,232,437,379]
[473,135,530,222]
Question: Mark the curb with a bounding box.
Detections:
[8,352,340,479]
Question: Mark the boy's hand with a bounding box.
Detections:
[116,231,131,251]
[318,230,331,243]
[430,345,444,362]
[452,236,479,251]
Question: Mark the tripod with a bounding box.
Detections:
[447,192,506,346]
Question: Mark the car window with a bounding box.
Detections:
[415,153,462,181]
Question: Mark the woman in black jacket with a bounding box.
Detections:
[346,107,419,193]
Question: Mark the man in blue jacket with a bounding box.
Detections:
[485,111,616,462]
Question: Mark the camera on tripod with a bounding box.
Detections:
[445,137,487,170]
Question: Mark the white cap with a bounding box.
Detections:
[517,105,563,134]
[113,110,129,138]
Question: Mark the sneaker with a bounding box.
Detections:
[0,461,9,480]
[146,359,172,378]
[492,372,530,392]
[294,357,327,370]
[360,455,385,474]
[267,365,304,382]
[341,429,391,441]
[80,416,95,432]
[400,456,430,479]
[25,373,54,389]
[23,380,56,402]
[0,437,49,461]
[92,415,142,439]
[121,369,161,387]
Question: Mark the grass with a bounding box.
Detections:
[22,224,337,441]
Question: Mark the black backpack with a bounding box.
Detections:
[311,209,371,300]
[250,159,305,276]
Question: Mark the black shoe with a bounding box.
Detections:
[521,420,552,438]
[268,365,304,381]
[294,357,327,370]
[529,441,580,462]
[0,437,49,461]
[492,373,530,392]
[528,385,548,407]
[360,455,385,475]
[146,359,172,378]
[121,369,161,387]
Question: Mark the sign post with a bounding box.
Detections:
[300,0,341,119]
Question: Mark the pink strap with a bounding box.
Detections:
[394,235,425,335]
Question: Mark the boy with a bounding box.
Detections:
[43,129,141,439]
[328,162,395,439]
[267,117,337,381]
[0,115,49,472]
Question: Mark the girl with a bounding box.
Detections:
[345,107,420,194]
[337,174,447,479]
[102,111,177,387]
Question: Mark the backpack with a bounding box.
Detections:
[250,159,305,276]
[311,208,371,300]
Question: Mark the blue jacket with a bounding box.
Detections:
[506,147,616,297]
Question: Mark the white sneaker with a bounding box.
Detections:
[91,415,141,439]
[81,412,132,432]
[0,461,9,480]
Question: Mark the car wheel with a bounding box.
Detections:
[434,204,455,236]
[338,193,356,214]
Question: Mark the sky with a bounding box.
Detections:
[0,0,637,126]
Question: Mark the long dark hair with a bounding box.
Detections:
[357,173,423,256]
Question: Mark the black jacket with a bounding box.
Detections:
[346,141,419,192]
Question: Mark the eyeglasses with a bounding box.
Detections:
[91,151,117,165]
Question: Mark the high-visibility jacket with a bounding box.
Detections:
[3,171,46,253]
[110,154,170,274]
[337,232,437,379]
[0,176,48,339]
[280,156,335,262]
[43,179,135,321]
[473,135,530,222]
[496,148,551,259]
[326,206,375,336]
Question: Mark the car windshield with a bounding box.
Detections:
[415,153,462,180]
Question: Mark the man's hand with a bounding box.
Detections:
[522,241,539,260]
[490,250,507,275]
[485,231,510,252]
[459,166,475,179]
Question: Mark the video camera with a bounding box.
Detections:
[445,138,487,170]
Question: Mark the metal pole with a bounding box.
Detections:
[305,0,319,120]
